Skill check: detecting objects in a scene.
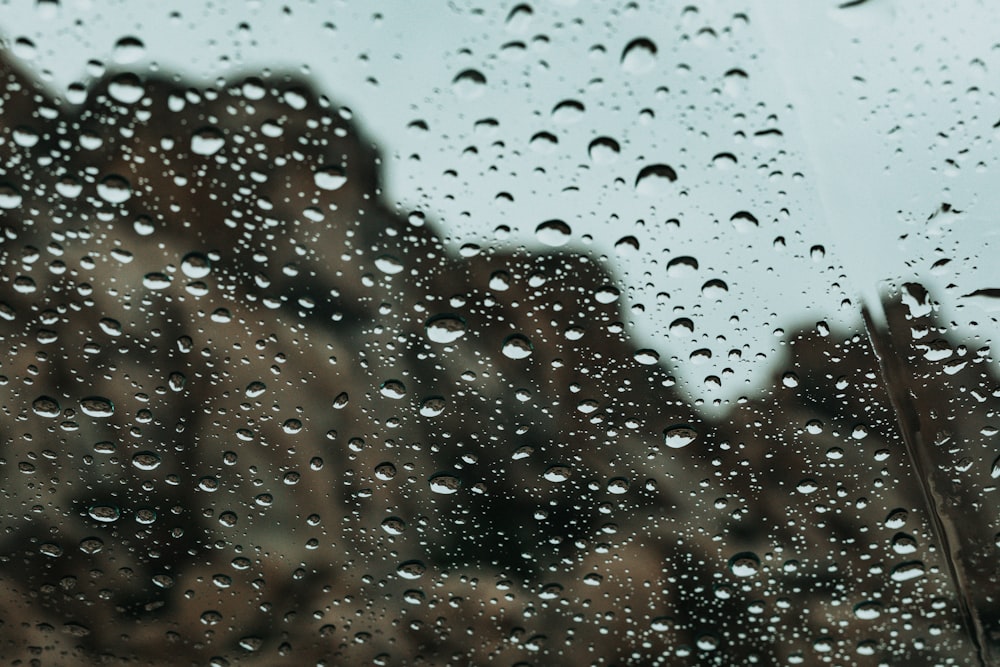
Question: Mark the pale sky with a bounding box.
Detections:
[2,0,998,407]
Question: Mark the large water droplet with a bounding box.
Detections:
[728,552,760,577]
[429,473,461,494]
[889,561,925,582]
[635,164,677,195]
[191,127,225,156]
[501,334,534,359]
[425,314,467,344]
[663,425,698,449]
[181,252,212,279]
[543,465,572,483]
[97,175,132,203]
[452,69,487,98]
[32,396,61,418]
[588,137,620,164]
[621,37,658,74]
[535,219,572,247]
[397,560,426,580]
[314,165,347,191]
[79,396,115,418]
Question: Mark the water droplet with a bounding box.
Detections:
[107,73,144,104]
[419,396,447,417]
[429,473,461,494]
[180,252,212,278]
[853,601,882,620]
[634,349,659,365]
[543,465,572,483]
[669,318,694,337]
[728,552,760,577]
[730,211,759,232]
[425,314,467,344]
[32,396,61,418]
[501,334,534,360]
[588,136,620,164]
[663,425,698,449]
[191,127,225,156]
[282,418,302,434]
[131,451,161,471]
[380,380,406,399]
[607,477,629,494]
[551,99,585,124]
[218,511,238,527]
[635,164,677,195]
[112,36,145,64]
[374,254,404,274]
[891,532,918,555]
[246,381,266,398]
[142,272,172,289]
[796,479,819,494]
[535,219,572,247]
[701,279,728,299]
[582,572,603,586]
[621,37,658,74]
[97,175,132,203]
[651,616,673,632]
[79,396,114,418]
[614,235,639,254]
[381,516,406,535]
[452,69,487,98]
[884,508,908,529]
[890,561,925,582]
[88,505,121,523]
[374,462,397,481]
[0,183,23,209]
[666,256,698,277]
[314,165,347,191]
[397,560,426,580]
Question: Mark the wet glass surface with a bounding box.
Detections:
[1,2,1000,665]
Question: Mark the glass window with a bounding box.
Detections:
[1,1,998,664]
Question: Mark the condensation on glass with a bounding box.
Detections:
[1,1,999,665]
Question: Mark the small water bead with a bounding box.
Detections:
[79,397,114,418]
[663,425,698,449]
[429,473,461,494]
[425,314,467,344]
[501,334,533,360]
[535,219,572,247]
[728,552,760,577]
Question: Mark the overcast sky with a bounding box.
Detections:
[2,0,998,407]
